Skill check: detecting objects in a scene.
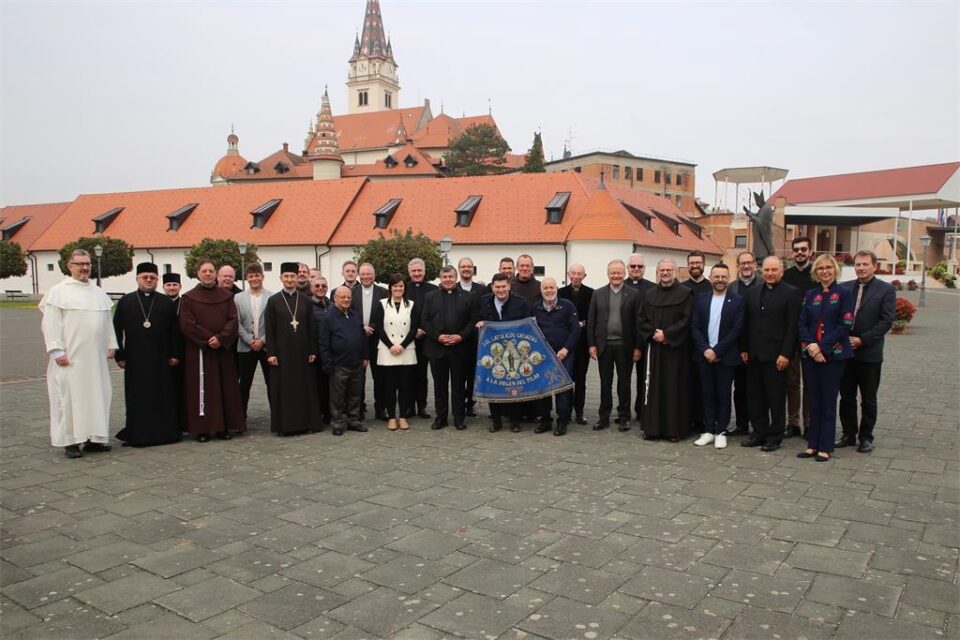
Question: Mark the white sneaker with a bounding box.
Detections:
[714,434,728,449]
[694,433,714,446]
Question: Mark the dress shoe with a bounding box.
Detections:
[398,418,410,431]
[431,419,447,430]
[726,427,749,436]
[510,424,522,433]
[375,411,389,422]
[761,443,781,452]
[387,419,398,431]
[216,431,232,440]
[82,441,112,453]
[785,426,803,439]
[856,439,875,453]
[534,423,552,434]
[64,445,83,458]
[593,422,609,431]
[465,407,478,418]
[741,438,763,447]
[815,453,831,462]
[554,421,568,436]
[617,425,632,433]
[454,421,467,431]
[488,423,501,433]
[348,424,368,433]
[332,428,344,436]
[417,411,432,419]
[836,435,858,448]
[796,449,817,459]
[574,415,588,425]
[196,434,210,443]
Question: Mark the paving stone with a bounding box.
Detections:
[460,531,551,564]
[64,540,154,573]
[806,574,901,616]
[901,575,960,614]
[702,540,792,576]
[154,576,261,622]
[74,571,180,615]
[517,595,628,640]
[280,552,375,589]
[615,513,705,543]
[419,591,528,638]
[769,520,846,546]
[360,554,457,595]
[5,603,125,639]
[133,544,224,578]
[786,543,871,578]
[444,557,540,599]
[834,611,945,639]
[239,582,347,630]
[620,566,715,609]
[326,586,437,637]
[385,528,469,560]
[846,521,922,550]
[0,597,40,635]
[896,603,948,629]
[597,591,648,617]
[617,601,732,640]
[754,498,826,523]
[408,507,487,534]
[207,548,298,583]
[722,605,835,639]
[0,565,104,609]
[316,525,409,555]
[690,515,775,545]
[795,600,844,625]
[528,563,627,606]
[538,535,628,569]
[289,614,346,639]
[0,559,36,588]
[709,569,810,613]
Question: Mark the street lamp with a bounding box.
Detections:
[238,241,248,290]
[919,235,931,308]
[93,244,103,287]
[439,236,453,267]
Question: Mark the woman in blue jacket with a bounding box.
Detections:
[797,254,854,462]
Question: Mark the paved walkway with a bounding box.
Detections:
[1,290,958,639]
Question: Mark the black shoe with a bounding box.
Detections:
[534,423,552,434]
[574,415,588,425]
[761,443,781,452]
[554,422,567,436]
[593,422,609,431]
[64,445,83,458]
[785,426,802,438]
[465,406,478,418]
[510,424,522,433]
[488,423,501,433]
[617,424,632,433]
[332,428,344,436]
[216,431,232,440]
[454,421,466,431]
[418,411,432,420]
[431,419,447,430]
[82,441,112,453]
[815,453,831,462]
[836,435,858,448]
[856,440,875,453]
[727,427,749,437]
[348,424,368,432]
[197,434,210,443]
[375,411,389,422]
[796,450,817,459]
[741,438,763,447]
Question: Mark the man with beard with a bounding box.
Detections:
[532,278,580,435]
[162,272,182,310]
[625,253,654,424]
[691,264,743,449]
[782,236,817,438]
[163,271,186,431]
[180,259,245,442]
[559,263,593,425]
[740,256,801,452]
[235,263,272,421]
[309,275,331,425]
[218,265,242,295]
[638,259,694,441]
[727,251,759,436]
[353,263,388,421]
[265,263,320,435]
[478,272,531,432]
[319,286,369,436]
[511,254,541,307]
[405,257,438,418]
[682,250,711,434]
[458,257,483,417]
[297,262,312,295]
[40,249,118,458]
[113,262,181,447]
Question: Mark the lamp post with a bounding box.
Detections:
[93,244,103,287]
[919,235,931,308]
[238,241,248,290]
[439,236,453,267]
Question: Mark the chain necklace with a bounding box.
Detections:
[282,291,300,332]
[137,291,156,329]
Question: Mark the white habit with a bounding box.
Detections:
[39,278,118,447]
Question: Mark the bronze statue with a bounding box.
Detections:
[744,191,775,261]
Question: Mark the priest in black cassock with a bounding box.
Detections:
[638,258,695,441]
[265,262,320,435]
[113,262,182,446]
[163,272,186,432]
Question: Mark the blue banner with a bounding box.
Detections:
[474,318,574,403]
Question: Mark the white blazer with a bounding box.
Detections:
[377,298,417,366]
[235,288,272,353]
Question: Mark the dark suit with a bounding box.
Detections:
[405,280,439,416]
[458,281,486,415]
[691,290,744,435]
[353,284,389,418]
[479,292,532,427]
[838,277,895,444]
[558,283,594,420]
[728,277,759,432]
[626,278,655,421]
[587,284,640,426]
[740,280,801,447]
[421,286,477,425]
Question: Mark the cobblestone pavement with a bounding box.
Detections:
[2,290,958,639]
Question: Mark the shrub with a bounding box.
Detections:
[890,279,903,290]
[895,296,917,323]
[906,279,918,291]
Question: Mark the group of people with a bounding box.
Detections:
[40,238,895,462]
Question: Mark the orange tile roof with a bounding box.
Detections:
[333,107,427,151]
[226,147,311,182]
[565,185,638,241]
[770,162,960,204]
[409,113,502,149]
[0,202,71,249]
[341,143,441,178]
[503,153,527,170]
[31,178,367,251]
[212,154,247,180]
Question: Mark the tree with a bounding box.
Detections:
[184,238,260,279]
[522,131,545,173]
[0,241,28,279]
[445,123,511,177]
[58,237,135,278]
[355,228,443,284]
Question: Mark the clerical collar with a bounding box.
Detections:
[765,281,779,290]
[139,290,152,296]
[283,287,297,295]
[689,277,705,283]
[739,275,756,286]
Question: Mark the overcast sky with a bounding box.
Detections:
[1,1,957,210]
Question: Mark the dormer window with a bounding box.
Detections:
[250,199,282,229]
[455,195,482,227]
[373,199,402,229]
[244,162,261,175]
[273,162,290,174]
[1,216,30,241]
[403,154,418,168]
[544,192,571,224]
[678,215,703,239]
[166,203,198,232]
[620,201,653,231]
[92,207,123,234]
[653,209,681,236]
[384,155,398,168]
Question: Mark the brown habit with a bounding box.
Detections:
[180,284,245,434]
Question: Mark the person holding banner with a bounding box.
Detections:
[532,278,580,436]
[477,273,532,432]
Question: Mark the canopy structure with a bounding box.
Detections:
[712,166,790,212]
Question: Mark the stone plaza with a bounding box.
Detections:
[1,289,957,639]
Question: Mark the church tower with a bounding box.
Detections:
[306,88,344,180]
[346,0,400,114]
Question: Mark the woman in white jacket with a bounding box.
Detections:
[371,273,420,430]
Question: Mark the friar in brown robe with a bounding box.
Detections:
[180,260,245,441]
[638,259,694,441]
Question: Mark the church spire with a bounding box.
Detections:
[308,86,343,181]
[345,0,400,114]
[351,0,389,61]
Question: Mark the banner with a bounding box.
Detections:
[474,318,574,403]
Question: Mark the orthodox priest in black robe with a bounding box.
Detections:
[638,259,694,441]
[163,272,186,433]
[113,263,182,447]
[265,263,320,435]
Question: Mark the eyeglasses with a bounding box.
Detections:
[629,264,645,269]
[69,262,92,267]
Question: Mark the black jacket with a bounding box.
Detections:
[841,277,896,363]
[740,280,801,363]
[420,286,478,360]
[479,292,531,323]
[587,284,640,354]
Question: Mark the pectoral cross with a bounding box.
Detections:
[290,319,299,332]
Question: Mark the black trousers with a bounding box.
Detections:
[733,364,749,430]
[411,341,430,415]
[597,342,632,424]
[747,361,787,446]
[430,351,466,424]
[314,363,330,423]
[839,360,882,442]
[491,402,522,426]
[238,350,270,420]
[463,336,478,413]
[382,365,415,419]
[699,361,736,435]
[329,365,364,429]
[633,359,646,422]
[572,340,590,418]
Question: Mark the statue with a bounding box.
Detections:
[744,191,775,261]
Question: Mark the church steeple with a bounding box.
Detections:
[346,0,400,114]
[307,87,343,181]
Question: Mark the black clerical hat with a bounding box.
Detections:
[280,262,299,274]
[137,262,159,275]
[162,273,181,284]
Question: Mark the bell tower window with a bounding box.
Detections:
[358,90,369,107]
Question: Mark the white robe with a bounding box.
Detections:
[39,278,118,447]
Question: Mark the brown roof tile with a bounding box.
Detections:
[770,162,960,204]
[0,202,71,249]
